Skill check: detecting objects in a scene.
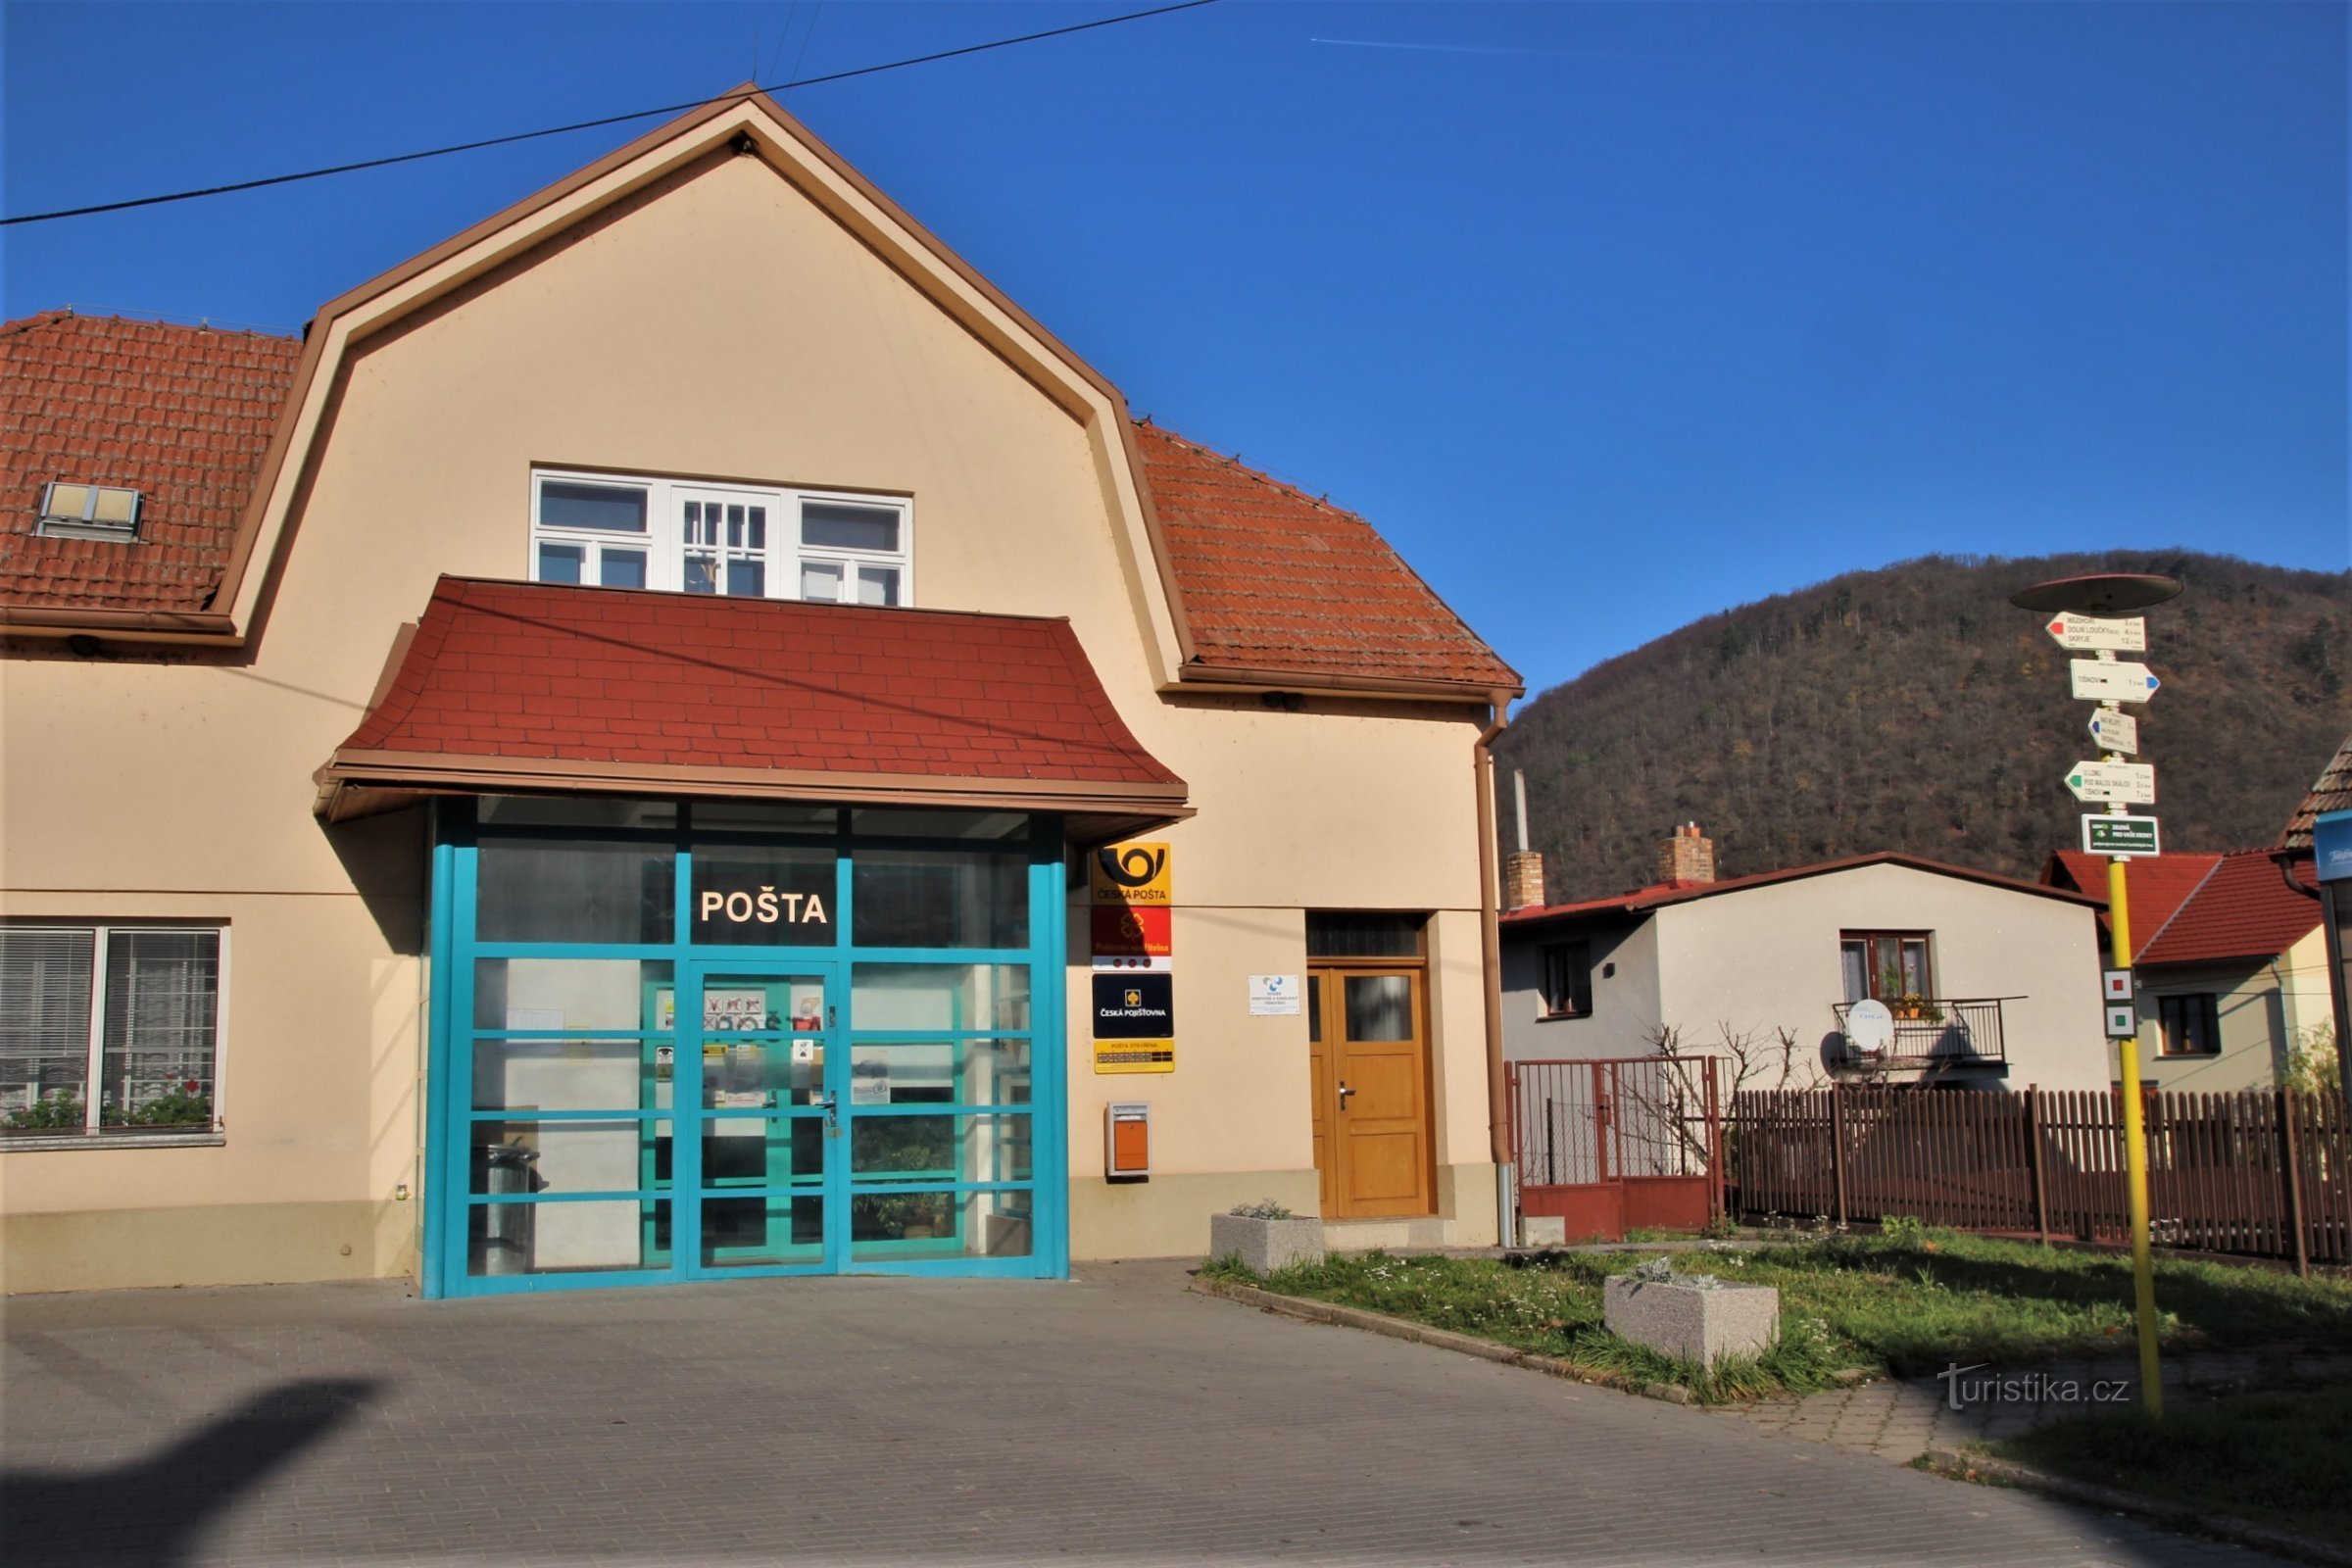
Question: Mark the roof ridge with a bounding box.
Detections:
[2130,857,2224,962]
[0,308,299,343]
[1135,419,1348,518]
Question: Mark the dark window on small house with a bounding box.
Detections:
[2157,994,2221,1056]
[1541,942,1592,1018]
[1304,913,1424,959]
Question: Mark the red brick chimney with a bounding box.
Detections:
[1504,851,1546,910]
[1656,822,1716,886]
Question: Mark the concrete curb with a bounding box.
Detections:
[1919,1447,2352,1568]
[1188,1276,1693,1405]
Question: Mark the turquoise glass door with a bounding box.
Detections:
[680,961,838,1275]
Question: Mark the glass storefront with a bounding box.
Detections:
[424,799,1066,1297]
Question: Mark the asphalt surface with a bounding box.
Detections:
[0,1258,2285,1566]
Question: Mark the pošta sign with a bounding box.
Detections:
[2065,760,2156,806]
[2082,814,2160,858]
[2068,660,2161,704]
[2044,613,2147,652]
[691,861,834,943]
[1089,842,1171,906]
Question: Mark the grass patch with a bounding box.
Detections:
[1990,1380,2352,1544]
[1213,1229,2352,1402]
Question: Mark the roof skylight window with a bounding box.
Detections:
[36,481,143,541]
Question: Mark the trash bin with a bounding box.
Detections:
[472,1144,538,1276]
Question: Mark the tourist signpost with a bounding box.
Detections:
[2086,709,2138,756]
[2013,572,2181,1420]
[2064,760,2156,806]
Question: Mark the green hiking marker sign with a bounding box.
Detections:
[2082,815,2160,858]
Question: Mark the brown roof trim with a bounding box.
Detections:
[0,605,241,642]
[315,748,1195,825]
[1172,661,1521,703]
[1500,852,2107,930]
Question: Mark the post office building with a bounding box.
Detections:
[0,92,1520,1298]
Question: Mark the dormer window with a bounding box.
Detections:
[530,469,909,605]
[36,482,142,541]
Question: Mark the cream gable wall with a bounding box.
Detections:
[1651,864,2111,1091]
[2,144,1499,1283]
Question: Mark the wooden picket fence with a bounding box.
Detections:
[1726,1086,2352,1273]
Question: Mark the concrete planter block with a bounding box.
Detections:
[1209,1213,1325,1275]
[1520,1215,1567,1247]
[1603,1275,1780,1366]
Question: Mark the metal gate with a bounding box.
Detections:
[1507,1056,1722,1243]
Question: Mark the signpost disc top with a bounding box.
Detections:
[2008,573,2183,616]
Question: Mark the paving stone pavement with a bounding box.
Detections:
[1714,1348,2352,1460]
[0,1259,2292,1567]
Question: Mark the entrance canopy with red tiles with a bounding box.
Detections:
[318,576,1188,842]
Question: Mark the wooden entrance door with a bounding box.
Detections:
[1307,966,1434,1218]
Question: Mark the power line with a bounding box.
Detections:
[3,0,1216,228]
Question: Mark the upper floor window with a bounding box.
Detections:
[1839,931,1934,1004]
[36,481,143,542]
[531,470,910,606]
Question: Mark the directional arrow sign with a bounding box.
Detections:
[2087,708,2139,756]
[2066,760,2156,805]
[2069,660,2161,704]
[2045,613,2147,653]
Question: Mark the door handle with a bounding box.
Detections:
[1338,1083,1357,1109]
[819,1090,839,1134]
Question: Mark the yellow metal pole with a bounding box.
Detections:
[2106,853,2164,1419]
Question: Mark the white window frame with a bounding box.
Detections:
[529,468,913,606]
[0,923,228,1150]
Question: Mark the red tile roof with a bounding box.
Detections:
[2278,731,2352,852]
[1500,852,2100,928]
[0,312,299,611]
[331,577,1184,801]
[1135,421,1520,690]
[0,315,1515,693]
[2042,850,2220,957]
[2133,851,2320,967]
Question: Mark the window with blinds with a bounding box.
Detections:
[1,926,222,1138]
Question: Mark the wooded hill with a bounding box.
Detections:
[1496,551,2350,903]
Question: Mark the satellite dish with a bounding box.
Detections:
[1845,999,1895,1059]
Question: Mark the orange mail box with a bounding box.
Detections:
[1104,1102,1151,1180]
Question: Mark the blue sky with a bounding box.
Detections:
[4,1,2344,697]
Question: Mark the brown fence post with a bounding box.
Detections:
[2026,1086,2051,1244]
[1830,1083,1849,1231]
[2279,1087,2311,1280]
[1704,1057,1724,1224]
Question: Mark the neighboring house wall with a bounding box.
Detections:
[1651,864,2108,1092]
[1498,863,2111,1094]
[2133,927,2333,1092]
[1,150,1499,1289]
[1499,919,1660,1058]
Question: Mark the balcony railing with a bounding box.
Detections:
[1830,997,2013,1070]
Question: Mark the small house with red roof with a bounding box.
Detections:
[0,92,1521,1296]
[1499,825,2112,1092]
[2043,849,2327,1091]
